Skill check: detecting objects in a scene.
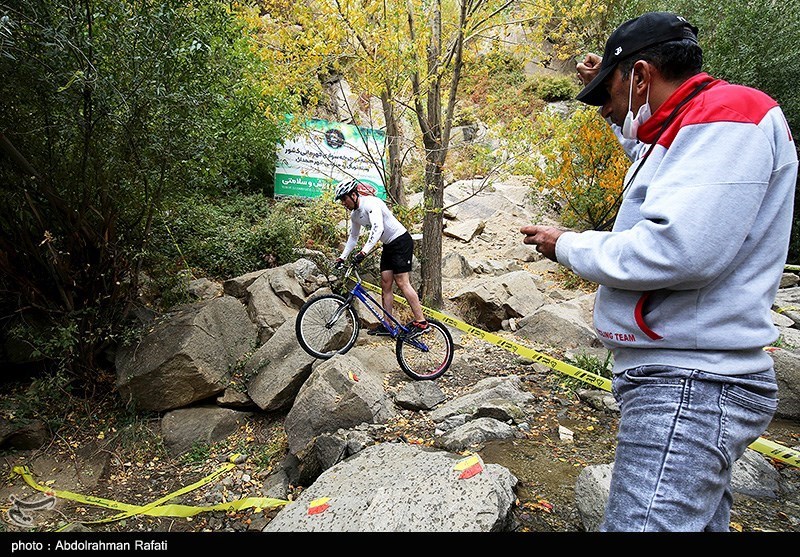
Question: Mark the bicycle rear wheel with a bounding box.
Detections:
[296,294,360,359]
[395,318,454,380]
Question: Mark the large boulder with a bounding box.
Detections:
[263,443,518,532]
[115,296,257,412]
[246,272,298,344]
[246,319,316,412]
[427,375,535,424]
[442,179,528,221]
[161,405,253,457]
[284,354,397,458]
[449,270,545,331]
[516,292,600,351]
[765,347,800,420]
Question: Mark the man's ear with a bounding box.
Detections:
[633,60,652,93]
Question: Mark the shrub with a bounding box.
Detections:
[391,201,425,235]
[295,190,351,254]
[532,106,629,231]
[448,143,503,182]
[151,193,302,283]
[525,74,581,102]
[0,370,73,430]
[182,441,212,464]
[561,350,614,391]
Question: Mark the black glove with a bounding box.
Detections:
[352,251,366,264]
[334,257,345,270]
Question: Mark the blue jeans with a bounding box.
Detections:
[601,365,778,532]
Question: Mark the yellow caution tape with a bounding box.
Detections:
[9,453,288,527]
[784,264,800,272]
[361,281,800,469]
[749,437,800,467]
[360,280,610,391]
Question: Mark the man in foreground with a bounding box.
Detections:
[521,12,798,531]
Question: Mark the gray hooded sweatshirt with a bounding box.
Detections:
[556,73,798,376]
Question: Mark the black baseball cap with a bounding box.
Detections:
[576,12,699,106]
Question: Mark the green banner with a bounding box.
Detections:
[275,118,387,200]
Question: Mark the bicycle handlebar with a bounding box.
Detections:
[343,262,363,283]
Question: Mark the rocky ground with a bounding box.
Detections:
[2,184,799,537]
[1,329,798,537]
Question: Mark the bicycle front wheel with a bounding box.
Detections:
[395,318,454,380]
[296,294,360,359]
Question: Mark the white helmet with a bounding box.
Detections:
[333,179,359,201]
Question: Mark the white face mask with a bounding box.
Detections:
[621,68,651,140]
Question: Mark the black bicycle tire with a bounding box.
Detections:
[295,293,360,359]
[395,317,454,380]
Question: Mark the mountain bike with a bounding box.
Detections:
[295,263,454,380]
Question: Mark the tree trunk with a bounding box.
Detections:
[418,0,444,307]
[380,91,405,205]
[419,153,444,307]
[407,0,467,308]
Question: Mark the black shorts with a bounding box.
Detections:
[380,232,414,273]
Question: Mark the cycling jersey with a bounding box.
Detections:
[339,195,407,259]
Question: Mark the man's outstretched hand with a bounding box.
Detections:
[520,225,567,262]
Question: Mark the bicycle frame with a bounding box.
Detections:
[335,265,425,347]
[295,262,452,379]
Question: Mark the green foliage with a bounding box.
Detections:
[553,267,597,292]
[111,407,168,461]
[452,104,480,127]
[448,143,504,183]
[391,200,425,235]
[524,74,581,102]
[482,50,527,81]
[296,190,352,254]
[0,370,74,438]
[143,188,381,308]
[182,441,212,464]
[770,335,798,351]
[151,194,302,282]
[0,0,293,387]
[252,436,289,471]
[689,2,800,264]
[9,321,78,365]
[222,420,288,473]
[404,165,427,195]
[463,50,540,124]
[562,350,614,391]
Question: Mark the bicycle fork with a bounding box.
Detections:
[325,295,354,329]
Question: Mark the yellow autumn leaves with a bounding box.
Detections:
[534,107,628,231]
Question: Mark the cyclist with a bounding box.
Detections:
[332,178,429,337]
